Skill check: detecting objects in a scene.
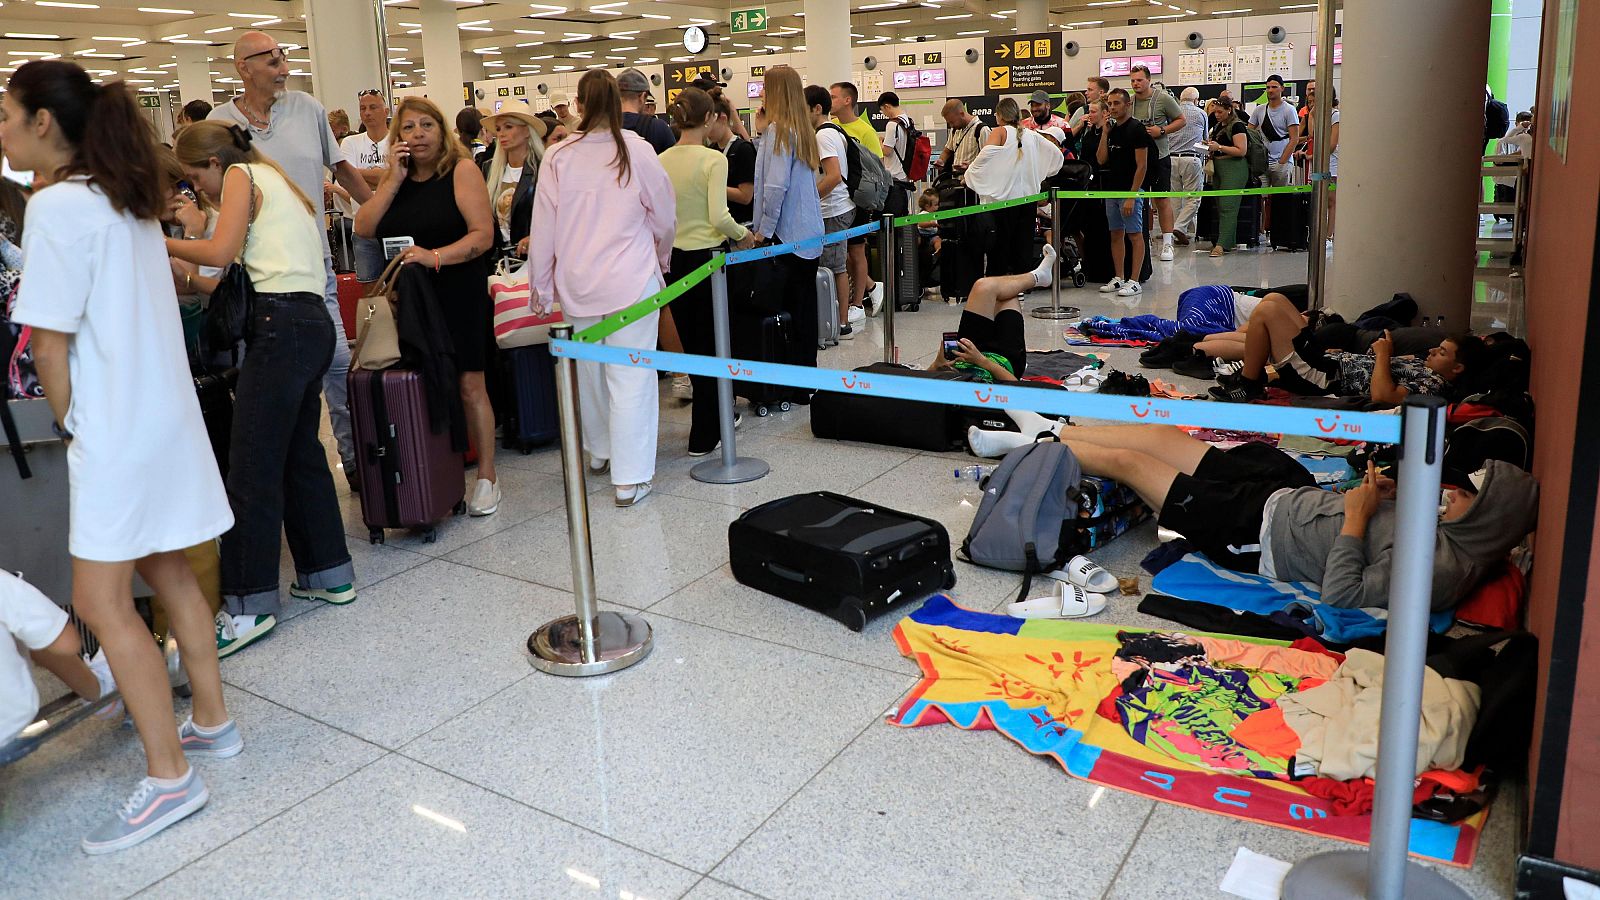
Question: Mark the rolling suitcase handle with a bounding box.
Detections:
[764,561,814,584]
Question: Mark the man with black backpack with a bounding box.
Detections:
[877,91,920,217]
[807,83,859,338]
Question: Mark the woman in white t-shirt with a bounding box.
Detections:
[1,60,235,854]
[480,107,549,259]
[964,97,1063,276]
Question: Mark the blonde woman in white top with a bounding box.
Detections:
[168,121,356,660]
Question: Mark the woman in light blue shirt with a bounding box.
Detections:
[750,65,825,372]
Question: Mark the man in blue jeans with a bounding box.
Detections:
[1095,88,1152,298]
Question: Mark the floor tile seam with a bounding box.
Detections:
[703,711,890,882]
[634,604,923,682]
[427,553,679,612]
[390,505,557,558]
[392,670,535,751]
[213,681,402,754]
[1097,802,1157,900]
[125,750,397,900]
[391,751,706,878]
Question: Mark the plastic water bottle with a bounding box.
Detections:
[954,465,992,505]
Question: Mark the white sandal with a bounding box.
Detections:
[1049,555,1119,594]
[1005,582,1108,619]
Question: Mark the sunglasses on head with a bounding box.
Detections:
[358,89,383,98]
[242,48,287,65]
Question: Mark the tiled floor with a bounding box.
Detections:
[4,245,1523,899]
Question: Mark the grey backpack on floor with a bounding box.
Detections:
[960,440,1083,602]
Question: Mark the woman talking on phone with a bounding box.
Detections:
[355,96,499,516]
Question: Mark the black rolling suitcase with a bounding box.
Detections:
[501,344,558,452]
[1270,193,1311,251]
[810,363,977,451]
[731,309,794,417]
[894,222,920,311]
[729,491,955,631]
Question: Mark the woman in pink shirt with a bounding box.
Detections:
[529,70,676,508]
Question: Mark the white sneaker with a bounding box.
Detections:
[467,478,500,516]
[1158,243,1174,262]
[1116,281,1143,297]
[670,375,692,402]
[1099,277,1123,293]
[864,282,884,316]
[614,481,653,508]
[86,648,117,701]
[846,305,866,324]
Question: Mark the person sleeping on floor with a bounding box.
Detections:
[966,422,1539,611]
[925,245,1059,383]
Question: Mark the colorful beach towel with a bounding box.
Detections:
[890,595,1487,867]
[1149,554,1454,643]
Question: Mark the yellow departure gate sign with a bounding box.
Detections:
[664,59,720,103]
[984,32,1061,92]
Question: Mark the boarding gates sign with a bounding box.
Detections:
[984,32,1062,92]
[664,58,720,104]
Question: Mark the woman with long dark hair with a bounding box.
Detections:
[355,96,500,515]
[528,69,675,508]
[169,121,356,657]
[0,60,235,853]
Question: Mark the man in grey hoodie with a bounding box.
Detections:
[1056,424,1539,610]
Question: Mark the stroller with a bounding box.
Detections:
[1045,159,1092,288]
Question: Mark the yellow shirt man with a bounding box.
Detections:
[833,115,884,158]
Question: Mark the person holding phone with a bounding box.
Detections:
[928,245,1059,383]
[355,95,500,517]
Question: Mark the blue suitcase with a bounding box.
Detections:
[502,344,558,453]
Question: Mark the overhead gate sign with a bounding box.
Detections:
[984,32,1062,92]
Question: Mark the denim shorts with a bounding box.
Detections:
[1105,197,1144,233]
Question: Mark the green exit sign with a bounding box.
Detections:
[730,6,768,33]
[138,94,161,108]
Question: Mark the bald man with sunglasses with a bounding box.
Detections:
[209,31,374,490]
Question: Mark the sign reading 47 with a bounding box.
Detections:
[730,6,768,34]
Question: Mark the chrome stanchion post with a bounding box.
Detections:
[528,325,654,677]
[1282,395,1466,900]
[691,258,770,485]
[1032,193,1079,320]
[1304,0,1338,312]
[879,212,897,364]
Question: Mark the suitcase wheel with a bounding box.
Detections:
[778,401,792,413]
[369,529,385,546]
[942,568,957,590]
[422,526,439,544]
[837,599,867,633]
[1073,272,1086,288]
[754,404,770,417]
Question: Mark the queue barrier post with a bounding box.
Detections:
[690,259,770,485]
[527,323,654,677]
[879,212,897,364]
[1281,395,1467,900]
[1032,191,1076,320]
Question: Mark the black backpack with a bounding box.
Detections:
[1426,630,1537,774]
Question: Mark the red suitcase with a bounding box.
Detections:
[348,368,465,544]
[336,273,362,339]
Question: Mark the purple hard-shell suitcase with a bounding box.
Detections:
[348,368,464,544]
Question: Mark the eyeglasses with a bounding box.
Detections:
[358,89,383,98]
[241,48,287,66]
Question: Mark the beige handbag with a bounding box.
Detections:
[352,255,405,370]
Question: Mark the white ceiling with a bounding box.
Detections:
[0,0,1299,90]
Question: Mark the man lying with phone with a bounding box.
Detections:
[927,245,1059,383]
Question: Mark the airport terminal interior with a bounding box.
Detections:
[2,0,1599,898]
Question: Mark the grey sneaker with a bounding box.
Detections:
[178,717,243,759]
[81,768,208,855]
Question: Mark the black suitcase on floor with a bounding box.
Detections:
[810,363,980,451]
[731,309,794,417]
[729,491,955,631]
[1270,193,1311,251]
[501,344,558,453]
[894,222,920,311]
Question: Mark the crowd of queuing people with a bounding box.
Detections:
[0,37,1540,859]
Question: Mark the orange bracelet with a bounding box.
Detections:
[433,249,442,271]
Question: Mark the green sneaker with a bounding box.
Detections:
[215,611,275,659]
[289,582,356,605]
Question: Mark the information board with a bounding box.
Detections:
[984,32,1062,92]
[664,57,720,103]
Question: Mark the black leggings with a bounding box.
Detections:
[669,247,721,451]
[986,202,1037,277]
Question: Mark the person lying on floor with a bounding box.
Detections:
[967,423,1539,611]
[927,245,1059,383]
[1208,292,1488,404]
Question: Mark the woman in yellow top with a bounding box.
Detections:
[658,86,757,456]
[167,121,356,658]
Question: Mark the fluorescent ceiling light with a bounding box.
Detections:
[956,29,989,35]
[553,64,574,70]
[228,11,273,17]
[1086,0,1131,5]
[527,4,568,15]
[1146,12,1184,18]
[171,38,212,44]
[460,25,492,31]
[874,18,910,24]
[1279,2,1315,6]
[91,35,138,41]
[138,6,194,12]
[611,45,637,50]
[37,1,100,8]
[639,12,670,19]
[515,40,542,46]
[653,41,678,47]
[934,13,971,19]
[5,33,63,39]
[1064,20,1102,26]
[1209,7,1252,13]
[205,26,233,33]
[733,42,752,47]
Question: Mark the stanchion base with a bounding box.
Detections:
[1282,850,1469,900]
[690,456,770,484]
[527,611,653,677]
[1030,306,1080,320]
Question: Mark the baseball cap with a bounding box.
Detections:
[1039,125,1067,145]
[550,91,570,106]
[617,68,650,93]
[1028,90,1051,105]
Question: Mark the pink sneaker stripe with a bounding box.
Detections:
[127,790,189,826]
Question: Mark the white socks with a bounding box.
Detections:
[967,425,1045,459]
[1030,245,1058,289]
[1008,409,1063,440]
[1162,232,1174,248]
